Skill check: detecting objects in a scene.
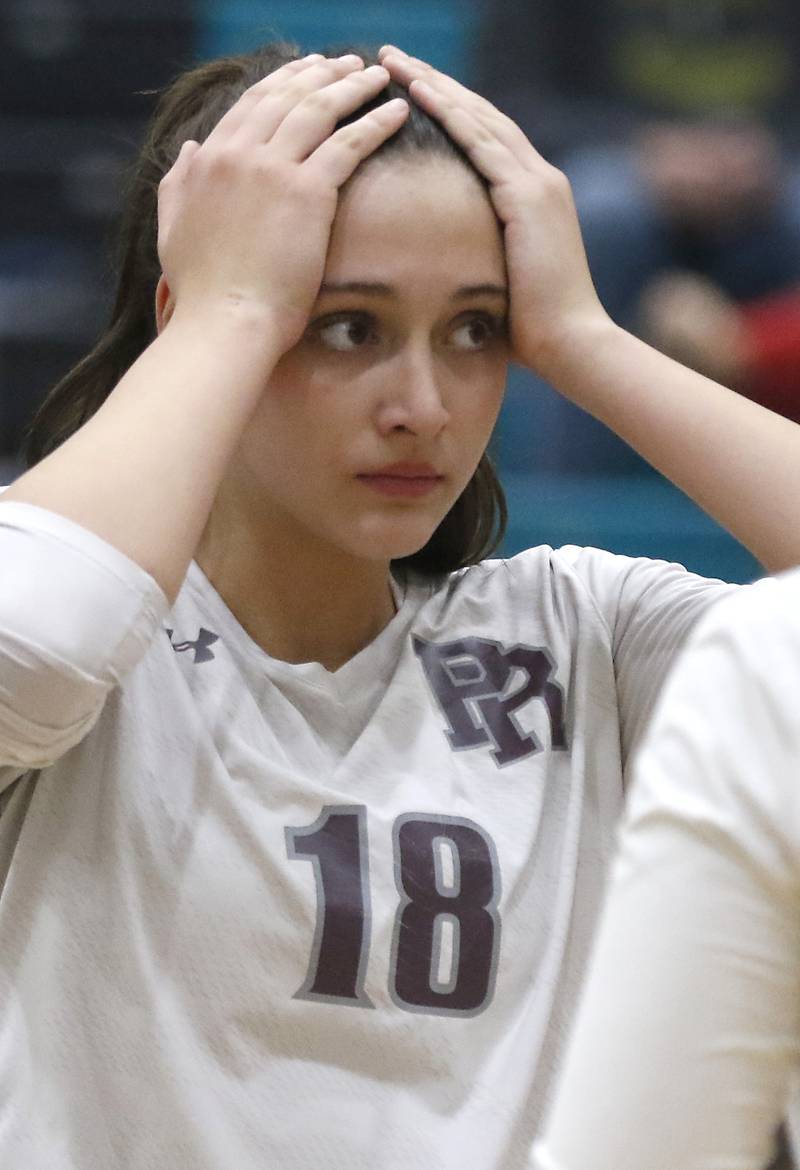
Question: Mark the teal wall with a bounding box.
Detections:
[196,0,483,79]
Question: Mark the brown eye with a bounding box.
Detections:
[315,313,378,351]
[449,314,505,351]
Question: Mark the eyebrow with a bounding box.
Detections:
[319,280,508,301]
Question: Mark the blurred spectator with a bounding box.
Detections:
[638,274,800,423]
[478,0,800,468]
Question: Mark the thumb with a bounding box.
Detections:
[157,139,201,260]
[170,138,201,182]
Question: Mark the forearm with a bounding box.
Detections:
[539,320,800,573]
[3,304,283,602]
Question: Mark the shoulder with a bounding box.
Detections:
[634,570,800,808]
[448,544,634,597]
[435,545,611,625]
[629,570,800,878]
[449,545,734,633]
[685,567,800,677]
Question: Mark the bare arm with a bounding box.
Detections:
[3,308,281,604]
[3,55,409,603]
[380,48,800,574]
[540,319,800,574]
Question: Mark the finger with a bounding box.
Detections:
[382,52,526,149]
[269,65,393,160]
[380,49,445,89]
[209,54,362,144]
[305,98,409,187]
[383,51,491,115]
[377,43,408,61]
[383,49,514,138]
[385,50,531,146]
[206,53,320,141]
[165,138,201,181]
[157,140,200,252]
[229,55,369,150]
[407,90,522,188]
[409,77,545,173]
[158,139,201,206]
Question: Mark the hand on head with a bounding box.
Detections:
[155,54,408,351]
[157,43,609,384]
[378,46,610,376]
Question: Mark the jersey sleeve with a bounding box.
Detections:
[558,545,740,767]
[0,498,169,783]
[532,573,800,1170]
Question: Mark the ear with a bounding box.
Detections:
[155,274,175,334]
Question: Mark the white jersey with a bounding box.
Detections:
[534,570,800,1170]
[0,499,735,1170]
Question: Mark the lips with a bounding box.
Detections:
[360,462,442,478]
[356,462,444,498]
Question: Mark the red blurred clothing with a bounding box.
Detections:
[742,288,800,422]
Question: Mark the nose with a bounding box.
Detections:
[375,346,450,438]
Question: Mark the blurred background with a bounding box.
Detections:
[4,0,800,584]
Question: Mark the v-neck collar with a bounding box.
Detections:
[183,560,420,689]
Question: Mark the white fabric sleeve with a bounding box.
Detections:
[0,499,169,778]
[532,573,800,1170]
[559,545,739,766]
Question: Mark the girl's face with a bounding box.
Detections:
[229,155,509,565]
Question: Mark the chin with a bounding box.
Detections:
[348,513,441,563]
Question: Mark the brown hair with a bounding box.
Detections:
[23,41,507,576]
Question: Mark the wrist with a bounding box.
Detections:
[169,294,289,344]
[165,297,292,372]
[521,312,622,401]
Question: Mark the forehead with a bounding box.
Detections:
[324,156,506,287]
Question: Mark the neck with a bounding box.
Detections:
[195,492,399,672]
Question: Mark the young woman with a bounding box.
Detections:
[2,40,800,1170]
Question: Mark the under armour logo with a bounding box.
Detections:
[166,626,219,664]
[414,635,567,767]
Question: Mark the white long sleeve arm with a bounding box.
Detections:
[0,500,168,775]
[533,574,800,1170]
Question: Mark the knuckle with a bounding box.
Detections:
[202,145,243,179]
[301,88,333,114]
[473,120,494,144]
[337,126,366,153]
[310,58,355,84]
[244,77,272,102]
[544,164,571,193]
[535,166,572,207]
[254,155,286,183]
[207,144,236,169]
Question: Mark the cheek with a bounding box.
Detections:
[458,359,508,429]
[238,376,359,484]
